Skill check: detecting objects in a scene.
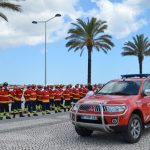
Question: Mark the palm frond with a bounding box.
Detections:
[121,34,150,60]
[144,49,150,56]
[0,1,22,21]
[121,51,137,56]
[0,12,8,21]
[76,18,88,34]
[66,17,114,56]
[0,2,22,12]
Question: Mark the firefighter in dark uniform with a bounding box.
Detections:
[14,86,24,118]
[28,85,38,117]
[24,85,31,113]
[48,85,55,110]
[0,84,3,120]
[69,84,73,104]
[54,86,62,113]
[36,85,43,111]
[82,85,88,98]
[58,85,64,109]
[63,85,71,112]
[41,86,50,115]
[79,84,84,99]
[10,86,16,117]
[72,85,80,103]
[0,82,11,119]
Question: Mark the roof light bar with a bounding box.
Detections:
[121,74,150,79]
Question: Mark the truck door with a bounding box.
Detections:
[142,80,150,123]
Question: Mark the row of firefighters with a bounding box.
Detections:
[0,82,99,120]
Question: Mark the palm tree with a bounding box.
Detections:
[121,34,150,76]
[0,0,22,21]
[66,17,114,85]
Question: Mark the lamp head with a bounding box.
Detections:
[32,21,38,24]
[55,14,61,17]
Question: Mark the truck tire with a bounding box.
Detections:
[122,114,143,143]
[75,126,93,137]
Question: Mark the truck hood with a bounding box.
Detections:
[78,95,139,105]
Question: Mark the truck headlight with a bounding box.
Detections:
[106,105,126,113]
[73,104,80,111]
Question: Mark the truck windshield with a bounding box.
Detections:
[97,81,140,95]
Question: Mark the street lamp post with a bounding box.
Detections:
[32,14,61,86]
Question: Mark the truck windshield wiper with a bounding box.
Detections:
[108,92,133,95]
[97,92,108,95]
[97,92,133,95]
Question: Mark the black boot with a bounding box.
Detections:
[13,113,16,118]
[58,110,62,113]
[46,112,51,114]
[64,108,66,112]
[6,116,11,119]
[19,112,24,117]
[33,113,38,116]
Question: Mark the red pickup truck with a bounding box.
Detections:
[70,74,150,143]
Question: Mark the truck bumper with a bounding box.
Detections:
[70,103,128,133]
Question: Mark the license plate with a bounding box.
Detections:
[81,115,97,120]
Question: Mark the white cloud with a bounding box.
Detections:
[0,0,149,49]
[91,0,149,39]
[0,0,82,49]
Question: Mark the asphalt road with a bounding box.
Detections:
[0,112,150,150]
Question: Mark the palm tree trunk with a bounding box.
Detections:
[138,59,143,76]
[87,46,92,85]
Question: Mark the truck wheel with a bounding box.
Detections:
[75,126,93,137]
[123,114,143,143]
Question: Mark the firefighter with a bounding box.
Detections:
[93,84,97,92]
[10,86,17,118]
[79,84,84,99]
[12,86,24,118]
[82,85,88,98]
[69,84,73,104]
[54,86,62,113]
[0,85,3,120]
[28,84,38,117]
[24,85,31,113]
[58,85,64,108]
[63,85,71,112]
[9,85,17,115]
[72,85,80,103]
[41,86,50,115]
[0,82,11,119]
[36,85,43,112]
[48,85,55,110]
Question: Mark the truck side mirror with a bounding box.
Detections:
[144,89,150,96]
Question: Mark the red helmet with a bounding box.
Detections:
[13,85,17,90]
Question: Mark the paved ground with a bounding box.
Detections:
[0,112,150,150]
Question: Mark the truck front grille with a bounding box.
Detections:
[79,104,107,112]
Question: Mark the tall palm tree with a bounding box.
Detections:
[66,17,114,85]
[121,34,150,76]
[0,0,22,21]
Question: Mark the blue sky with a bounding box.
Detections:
[0,0,150,85]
